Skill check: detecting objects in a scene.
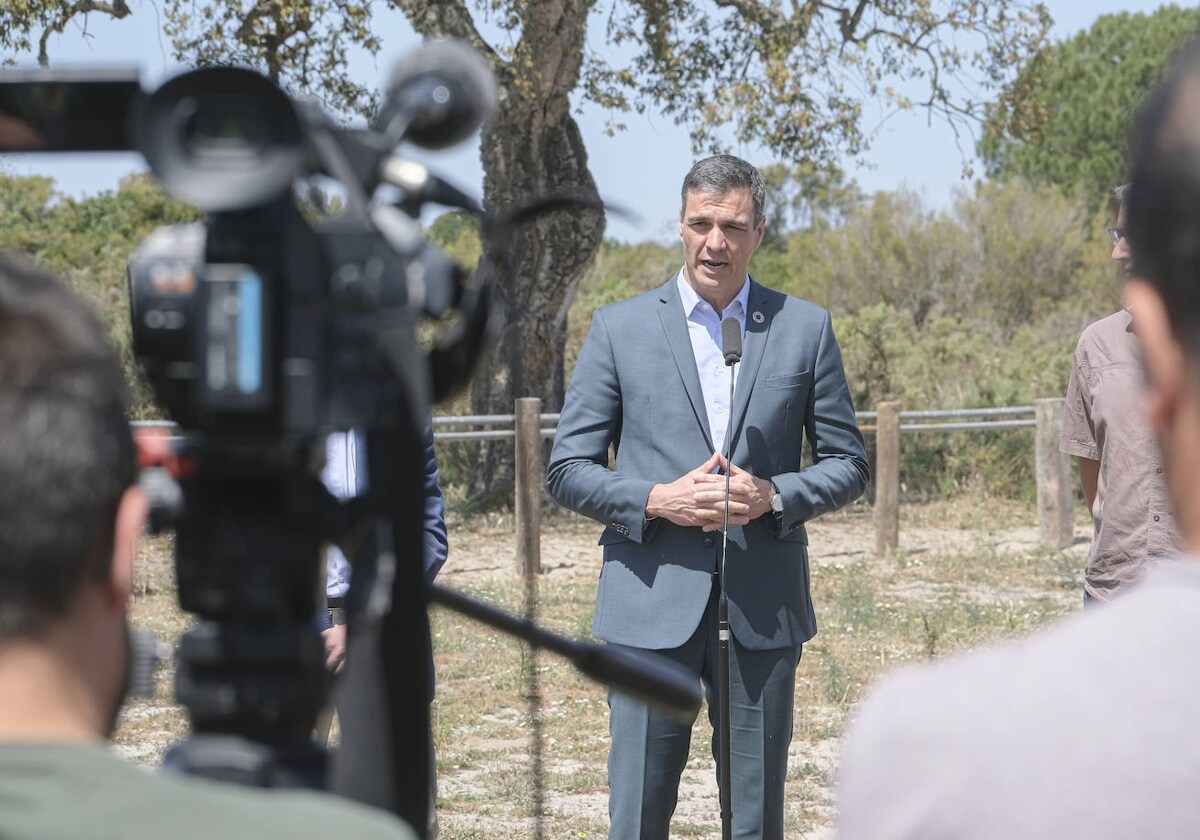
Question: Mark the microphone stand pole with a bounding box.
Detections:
[718,350,738,840]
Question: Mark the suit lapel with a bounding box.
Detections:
[729,279,776,453]
[657,278,715,451]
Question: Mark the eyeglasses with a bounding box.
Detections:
[1108,227,1126,247]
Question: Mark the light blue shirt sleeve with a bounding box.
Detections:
[323,430,361,600]
[323,422,447,601]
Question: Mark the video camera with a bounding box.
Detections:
[0,42,700,839]
[1,41,500,828]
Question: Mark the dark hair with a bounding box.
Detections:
[1127,38,1200,362]
[0,253,136,640]
[680,154,766,227]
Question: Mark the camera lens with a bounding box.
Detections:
[138,66,305,210]
[180,96,265,156]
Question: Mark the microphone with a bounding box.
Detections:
[721,316,742,366]
[717,314,740,837]
[376,39,498,150]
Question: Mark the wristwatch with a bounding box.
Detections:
[770,482,783,517]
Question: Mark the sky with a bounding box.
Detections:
[0,0,1177,244]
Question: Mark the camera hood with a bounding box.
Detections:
[137,66,306,212]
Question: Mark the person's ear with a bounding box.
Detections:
[108,486,148,605]
[1127,280,1186,436]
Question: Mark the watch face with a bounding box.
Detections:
[771,493,783,513]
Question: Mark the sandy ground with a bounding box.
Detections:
[434,502,1091,838]
[116,500,1091,838]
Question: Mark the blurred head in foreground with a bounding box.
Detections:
[1126,38,1200,550]
[0,253,145,741]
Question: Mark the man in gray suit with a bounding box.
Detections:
[548,154,868,840]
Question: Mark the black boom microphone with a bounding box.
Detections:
[376,39,498,150]
[428,585,701,721]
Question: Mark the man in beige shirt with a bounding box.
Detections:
[1060,184,1182,603]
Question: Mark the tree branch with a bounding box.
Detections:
[837,0,869,43]
[234,2,276,78]
[389,0,503,72]
[517,0,597,102]
[712,0,788,34]
[39,0,131,66]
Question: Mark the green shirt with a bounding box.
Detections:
[0,742,416,840]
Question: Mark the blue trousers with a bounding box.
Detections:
[605,579,803,840]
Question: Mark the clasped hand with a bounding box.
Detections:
[645,452,774,532]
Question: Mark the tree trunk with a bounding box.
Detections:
[468,88,604,502]
[391,0,603,502]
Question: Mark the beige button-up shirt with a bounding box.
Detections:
[1061,309,1183,601]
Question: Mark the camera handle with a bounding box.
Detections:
[329,423,432,832]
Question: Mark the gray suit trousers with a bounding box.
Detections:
[606,577,803,840]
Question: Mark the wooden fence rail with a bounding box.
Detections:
[426,400,1068,563]
[133,398,1072,577]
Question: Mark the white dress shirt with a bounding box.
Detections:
[675,271,749,453]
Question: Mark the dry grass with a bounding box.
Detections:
[113,533,191,764]
[114,496,1090,838]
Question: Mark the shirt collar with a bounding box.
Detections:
[675,270,751,321]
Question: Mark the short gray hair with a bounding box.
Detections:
[680,155,766,227]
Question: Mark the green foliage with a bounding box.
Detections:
[166,0,381,116]
[569,178,1122,500]
[0,0,132,66]
[0,172,200,417]
[758,162,863,249]
[586,1,1052,172]
[427,210,483,269]
[773,178,1118,497]
[837,303,1078,498]
[0,1,377,117]
[18,2,1052,192]
[12,0,1058,509]
[753,179,1115,332]
[162,0,381,119]
[0,163,1120,500]
[980,5,1200,207]
[564,239,678,379]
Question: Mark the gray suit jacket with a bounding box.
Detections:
[547,277,869,651]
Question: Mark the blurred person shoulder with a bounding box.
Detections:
[836,560,1200,840]
[0,741,416,840]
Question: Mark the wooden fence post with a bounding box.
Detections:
[1035,397,1074,550]
[874,401,901,555]
[515,397,543,576]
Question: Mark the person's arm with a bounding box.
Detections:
[1061,337,1099,516]
[769,310,870,534]
[1077,456,1100,517]
[546,307,659,542]
[320,431,357,672]
[547,307,743,538]
[420,417,448,584]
